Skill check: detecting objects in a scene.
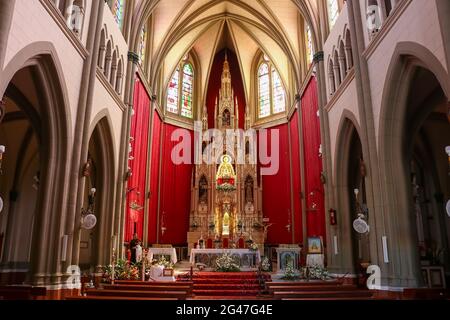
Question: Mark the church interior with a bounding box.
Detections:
[0,0,450,301]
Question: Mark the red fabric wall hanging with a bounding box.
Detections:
[125,76,151,242]
[260,124,292,245]
[289,110,303,244]
[147,111,162,244]
[301,77,326,242]
[159,124,193,245]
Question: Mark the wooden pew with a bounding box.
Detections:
[268,285,358,292]
[66,296,178,301]
[85,288,188,300]
[114,280,193,286]
[101,284,192,294]
[0,285,46,300]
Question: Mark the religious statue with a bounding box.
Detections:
[245,176,254,203]
[216,155,236,190]
[199,176,208,203]
[222,109,231,126]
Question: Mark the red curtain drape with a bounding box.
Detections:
[260,124,292,244]
[206,49,246,129]
[125,76,151,241]
[289,110,303,244]
[159,124,193,245]
[301,77,325,241]
[147,111,162,244]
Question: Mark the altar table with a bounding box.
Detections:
[147,248,178,264]
[189,249,261,270]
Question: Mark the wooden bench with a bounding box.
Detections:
[66,295,178,301]
[403,288,450,300]
[85,289,188,300]
[0,285,47,300]
[273,289,373,300]
[101,284,192,294]
[268,285,358,292]
[114,280,193,286]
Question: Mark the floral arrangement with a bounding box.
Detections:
[261,257,272,272]
[249,243,259,251]
[216,183,236,192]
[102,259,140,282]
[281,262,300,280]
[152,256,174,269]
[303,265,330,280]
[215,253,240,272]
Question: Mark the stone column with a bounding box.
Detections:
[345,45,353,70]
[0,0,16,71]
[339,55,347,79]
[333,62,341,90]
[98,45,106,71]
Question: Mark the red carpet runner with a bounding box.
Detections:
[190,272,270,298]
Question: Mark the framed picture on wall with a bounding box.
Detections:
[307,237,322,254]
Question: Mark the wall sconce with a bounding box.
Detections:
[446,146,450,169]
[32,172,40,190]
[0,145,5,213]
[0,145,5,174]
[81,188,97,229]
[318,144,323,158]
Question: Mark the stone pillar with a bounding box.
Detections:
[110,64,117,89]
[345,45,353,70]
[0,0,16,71]
[98,45,106,70]
[339,55,347,79]
[104,56,112,79]
[333,63,341,90]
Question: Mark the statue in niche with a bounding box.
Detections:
[199,175,208,204]
[222,109,231,126]
[245,176,254,204]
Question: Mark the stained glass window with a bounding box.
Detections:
[257,58,286,119]
[181,63,194,118]
[272,68,286,114]
[306,23,314,65]
[110,0,124,29]
[139,26,147,65]
[167,68,179,114]
[328,0,339,29]
[258,63,270,118]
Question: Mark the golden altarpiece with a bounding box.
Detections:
[187,55,264,254]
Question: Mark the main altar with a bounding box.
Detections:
[187,54,265,256]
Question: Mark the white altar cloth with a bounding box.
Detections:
[306,254,325,268]
[189,249,261,268]
[147,248,177,264]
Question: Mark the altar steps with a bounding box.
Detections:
[274,290,373,300]
[191,272,266,297]
[267,280,374,300]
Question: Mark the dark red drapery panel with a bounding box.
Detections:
[301,77,325,242]
[289,110,303,244]
[147,111,162,244]
[159,124,193,245]
[260,124,292,244]
[206,49,246,129]
[125,77,151,242]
